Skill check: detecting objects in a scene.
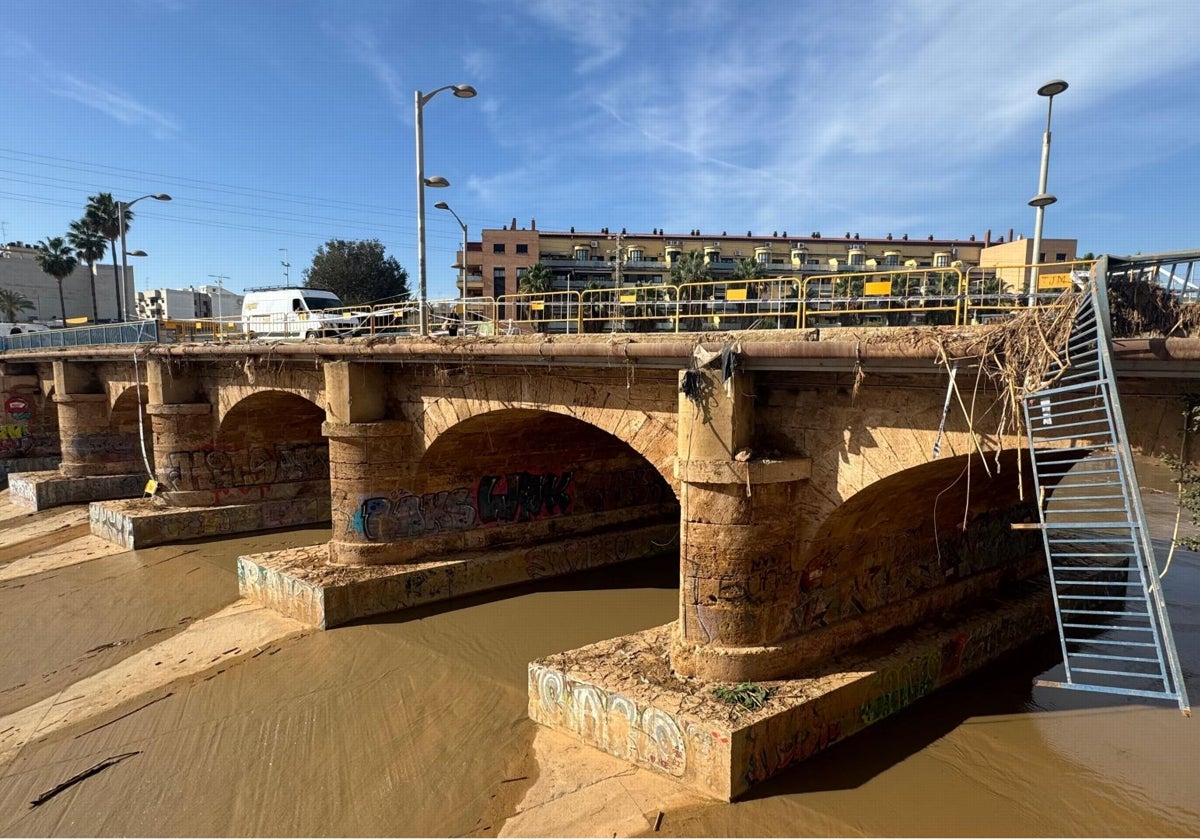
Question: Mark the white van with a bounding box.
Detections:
[241,289,359,339]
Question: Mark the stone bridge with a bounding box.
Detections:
[1,329,1197,797]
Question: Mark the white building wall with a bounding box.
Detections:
[0,244,130,323]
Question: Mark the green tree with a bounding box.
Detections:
[34,237,78,323]
[518,262,554,294]
[84,193,132,320]
[668,250,711,300]
[731,256,766,280]
[303,239,409,306]
[67,218,108,322]
[0,288,34,323]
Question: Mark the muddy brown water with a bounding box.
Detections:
[0,458,1197,836]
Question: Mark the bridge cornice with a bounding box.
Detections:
[3,335,1199,372]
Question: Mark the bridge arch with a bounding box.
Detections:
[341,406,680,567]
[163,389,331,506]
[420,379,678,493]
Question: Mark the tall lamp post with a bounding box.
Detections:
[279,248,291,287]
[118,193,171,321]
[127,250,148,319]
[433,200,468,332]
[415,84,476,335]
[1028,79,1067,305]
[208,274,229,325]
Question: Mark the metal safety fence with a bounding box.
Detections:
[4,254,1195,349]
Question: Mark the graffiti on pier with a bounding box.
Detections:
[356,488,477,542]
[0,396,32,455]
[63,435,137,460]
[744,720,842,786]
[531,665,686,776]
[858,650,940,725]
[161,442,328,497]
[351,470,576,542]
[476,471,574,523]
[90,504,133,548]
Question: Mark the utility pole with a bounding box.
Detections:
[610,230,625,290]
[279,248,290,288]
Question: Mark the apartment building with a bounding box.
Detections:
[454,222,1075,301]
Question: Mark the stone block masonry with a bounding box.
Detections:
[9,470,146,511]
[529,578,1054,800]
[89,496,331,550]
[238,518,678,628]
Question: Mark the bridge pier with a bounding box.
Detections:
[87,361,330,547]
[672,367,812,681]
[10,361,146,510]
[237,361,680,627]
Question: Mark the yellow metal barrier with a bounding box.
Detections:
[496,291,583,334]
[799,268,964,328]
[577,284,679,334]
[672,278,800,332]
[963,260,1094,324]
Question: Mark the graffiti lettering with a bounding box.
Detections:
[531,665,686,776]
[357,488,476,542]
[161,442,328,492]
[90,504,133,548]
[476,471,574,523]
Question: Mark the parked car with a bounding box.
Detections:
[0,322,50,336]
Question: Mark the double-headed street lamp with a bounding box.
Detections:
[119,193,171,321]
[433,200,468,332]
[1028,79,1068,305]
[415,83,476,335]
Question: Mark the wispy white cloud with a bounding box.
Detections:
[462,48,493,81]
[569,0,1200,236]
[521,0,641,73]
[332,23,408,114]
[53,76,181,140]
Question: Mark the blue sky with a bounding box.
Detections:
[2,0,1198,299]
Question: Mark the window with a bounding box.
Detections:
[516,243,529,254]
[933,252,950,268]
[493,268,506,309]
[517,266,528,277]
[493,243,506,254]
[1055,252,1067,262]
[574,246,589,261]
[757,252,770,265]
[849,250,865,266]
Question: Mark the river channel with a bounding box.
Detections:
[0,457,1196,836]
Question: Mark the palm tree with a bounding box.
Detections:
[67,217,107,322]
[84,193,132,320]
[731,256,766,281]
[0,288,34,323]
[34,237,78,324]
[517,262,555,294]
[668,250,711,300]
[517,263,555,333]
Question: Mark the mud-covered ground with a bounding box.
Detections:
[0,458,1196,837]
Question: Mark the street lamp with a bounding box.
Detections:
[118,193,171,321]
[127,251,147,319]
[415,83,476,335]
[279,248,290,287]
[208,274,229,325]
[434,200,468,334]
[1028,79,1067,305]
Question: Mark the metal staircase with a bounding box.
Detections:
[1021,261,1190,712]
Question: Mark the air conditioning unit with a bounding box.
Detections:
[590,240,598,247]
